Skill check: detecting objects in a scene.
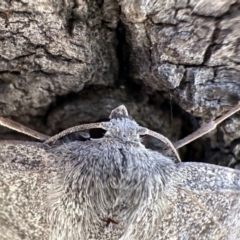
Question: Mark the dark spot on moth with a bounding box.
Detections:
[101,218,119,227]
[89,118,109,139]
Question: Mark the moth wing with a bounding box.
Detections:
[0,140,54,169]
[154,162,240,240]
[0,140,57,240]
[179,162,240,239]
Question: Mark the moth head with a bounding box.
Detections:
[105,105,142,143]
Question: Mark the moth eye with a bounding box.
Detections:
[89,128,106,139]
[89,118,109,139]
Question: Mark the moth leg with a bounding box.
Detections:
[0,117,49,141]
[174,102,240,149]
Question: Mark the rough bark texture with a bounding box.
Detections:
[0,0,240,166]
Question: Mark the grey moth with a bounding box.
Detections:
[0,104,240,240]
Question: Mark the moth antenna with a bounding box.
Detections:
[174,102,240,149]
[0,116,49,141]
[45,122,109,144]
[138,128,181,163]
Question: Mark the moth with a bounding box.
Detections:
[1,104,240,240]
